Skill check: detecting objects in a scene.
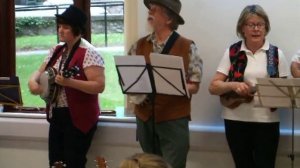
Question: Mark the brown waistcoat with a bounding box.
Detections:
[134,34,192,122]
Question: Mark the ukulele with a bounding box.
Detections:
[95,156,108,168]
[220,87,256,109]
[53,161,66,168]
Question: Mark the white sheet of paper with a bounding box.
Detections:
[150,53,190,98]
[255,78,300,108]
[114,56,152,93]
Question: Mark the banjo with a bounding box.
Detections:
[39,66,80,104]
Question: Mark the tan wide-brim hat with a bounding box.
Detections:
[144,0,185,25]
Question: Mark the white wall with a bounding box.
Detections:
[136,0,300,129]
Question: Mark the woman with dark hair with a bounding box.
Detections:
[28,5,105,168]
[209,4,289,168]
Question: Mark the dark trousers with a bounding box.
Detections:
[224,119,279,168]
[48,107,97,168]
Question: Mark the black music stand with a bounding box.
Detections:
[114,55,153,95]
[114,54,189,97]
[114,54,189,153]
[0,76,23,110]
[255,78,300,168]
[149,53,189,98]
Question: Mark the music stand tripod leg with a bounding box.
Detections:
[150,94,157,154]
[288,102,295,168]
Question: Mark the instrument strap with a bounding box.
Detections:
[54,48,69,108]
[161,31,179,54]
[63,39,81,71]
[53,39,81,107]
[46,44,66,69]
[58,49,68,73]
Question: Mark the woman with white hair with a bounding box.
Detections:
[209,4,289,168]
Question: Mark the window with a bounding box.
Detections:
[15,1,125,114]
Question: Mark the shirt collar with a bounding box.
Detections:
[240,40,270,53]
[146,31,174,45]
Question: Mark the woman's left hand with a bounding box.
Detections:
[54,66,105,94]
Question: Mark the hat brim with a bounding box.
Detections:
[144,0,184,25]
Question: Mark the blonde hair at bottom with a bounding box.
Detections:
[119,153,172,168]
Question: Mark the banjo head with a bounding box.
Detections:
[39,67,59,103]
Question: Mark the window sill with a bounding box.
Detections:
[0,107,136,123]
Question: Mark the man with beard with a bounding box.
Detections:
[127,0,203,167]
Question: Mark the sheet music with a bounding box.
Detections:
[255,78,300,108]
[150,53,190,98]
[114,56,152,93]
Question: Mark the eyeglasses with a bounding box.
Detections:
[245,23,265,29]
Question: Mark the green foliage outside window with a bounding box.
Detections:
[16,17,55,36]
